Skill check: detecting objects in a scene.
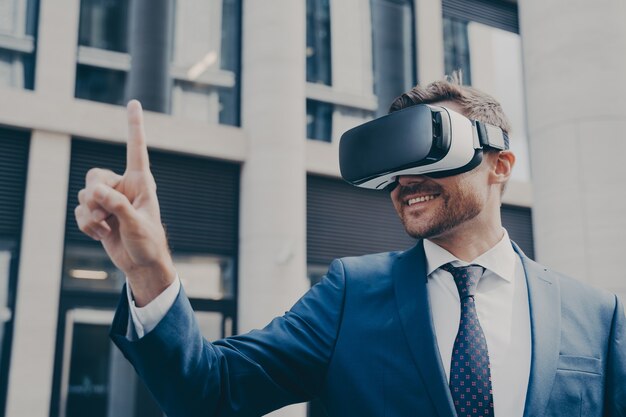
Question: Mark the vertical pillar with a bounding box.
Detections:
[239,0,308,416]
[6,132,71,417]
[6,0,79,414]
[415,0,445,84]
[33,0,80,98]
[519,0,626,302]
[126,0,173,113]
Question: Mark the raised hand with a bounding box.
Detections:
[75,100,176,306]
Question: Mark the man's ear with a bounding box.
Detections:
[488,150,515,187]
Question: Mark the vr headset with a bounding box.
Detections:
[339,104,509,190]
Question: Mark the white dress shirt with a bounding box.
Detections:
[424,229,531,417]
[126,276,180,338]
[128,229,532,415]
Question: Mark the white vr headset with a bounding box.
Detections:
[338,104,509,190]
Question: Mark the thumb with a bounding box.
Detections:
[93,184,139,227]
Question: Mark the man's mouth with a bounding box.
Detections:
[406,194,440,206]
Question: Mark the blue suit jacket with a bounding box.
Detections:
[110,242,626,416]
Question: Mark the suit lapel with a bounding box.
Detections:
[393,241,456,417]
[513,243,561,417]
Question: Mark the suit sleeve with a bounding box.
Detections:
[605,295,626,417]
[110,259,346,417]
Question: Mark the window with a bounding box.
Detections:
[307,99,333,142]
[443,17,471,85]
[442,0,530,181]
[51,139,240,417]
[305,0,333,141]
[306,0,332,86]
[74,0,242,126]
[0,0,39,89]
[0,247,15,417]
[0,127,29,417]
[78,0,129,53]
[370,0,416,116]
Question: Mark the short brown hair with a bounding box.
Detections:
[388,72,512,135]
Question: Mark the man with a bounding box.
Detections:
[75,79,626,417]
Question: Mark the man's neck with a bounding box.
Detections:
[428,219,505,262]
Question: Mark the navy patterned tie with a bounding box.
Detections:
[440,263,494,417]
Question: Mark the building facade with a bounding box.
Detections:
[2,0,622,417]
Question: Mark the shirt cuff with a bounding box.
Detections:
[126,275,181,339]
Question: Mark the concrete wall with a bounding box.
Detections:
[519,0,626,304]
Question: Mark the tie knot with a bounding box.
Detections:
[440,263,484,299]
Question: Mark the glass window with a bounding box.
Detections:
[307,99,333,142]
[0,247,14,417]
[58,249,235,416]
[466,22,530,181]
[0,49,34,89]
[0,0,39,89]
[60,310,168,417]
[306,0,332,85]
[170,0,241,124]
[78,0,129,52]
[75,64,127,106]
[62,246,125,293]
[63,246,234,301]
[60,308,230,417]
[370,0,415,116]
[443,16,471,85]
[174,254,234,300]
[74,0,241,126]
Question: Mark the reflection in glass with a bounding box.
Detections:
[171,82,239,126]
[75,65,127,106]
[0,49,32,89]
[63,246,125,293]
[466,22,530,181]
[175,254,234,300]
[443,16,471,85]
[78,0,129,52]
[371,0,415,115]
[171,0,241,125]
[62,311,166,417]
[306,0,332,85]
[66,322,110,417]
[0,251,11,364]
[307,99,333,142]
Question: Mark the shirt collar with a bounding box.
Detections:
[423,229,516,282]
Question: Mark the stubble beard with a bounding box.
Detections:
[398,182,484,240]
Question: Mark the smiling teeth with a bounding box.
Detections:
[408,195,437,206]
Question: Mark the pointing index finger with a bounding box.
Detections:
[126,100,151,173]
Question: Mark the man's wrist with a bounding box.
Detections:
[126,260,177,307]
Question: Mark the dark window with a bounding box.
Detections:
[501,205,534,259]
[51,139,240,417]
[75,0,242,126]
[306,0,332,85]
[78,0,130,52]
[443,17,471,85]
[307,100,333,142]
[442,0,519,34]
[371,0,416,115]
[442,0,519,83]
[307,175,415,266]
[75,65,127,105]
[0,0,40,90]
[0,127,30,417]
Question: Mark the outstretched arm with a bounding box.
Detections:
[111,259,346,417]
